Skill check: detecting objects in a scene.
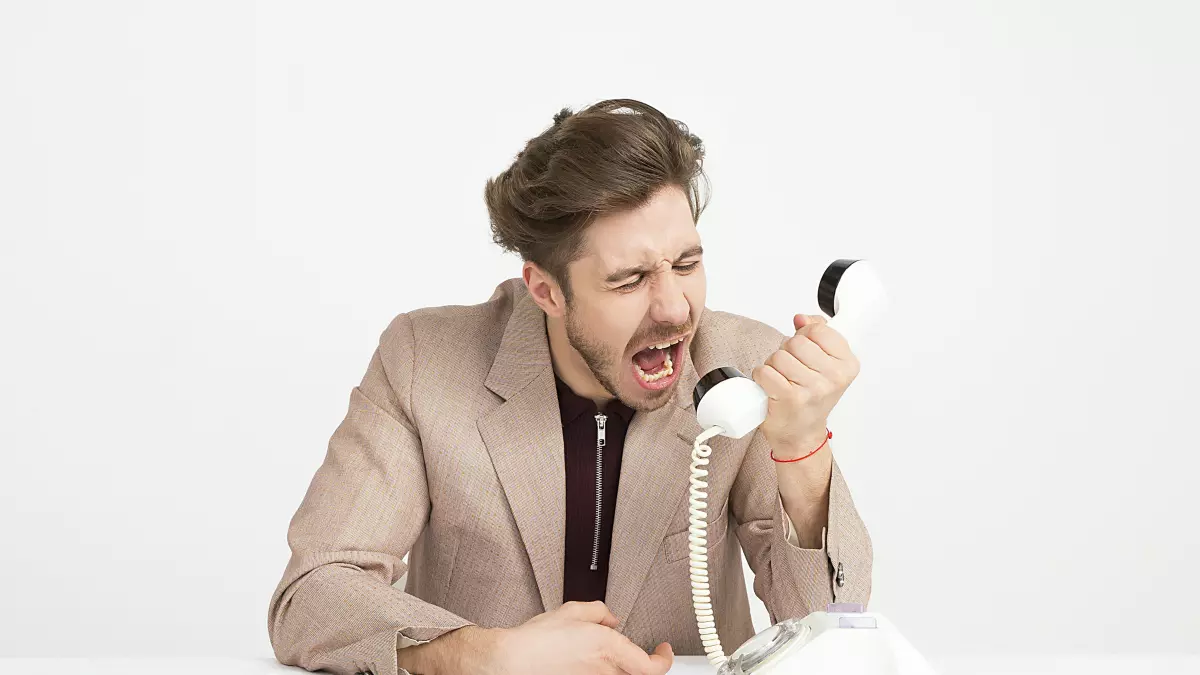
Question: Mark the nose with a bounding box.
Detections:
[648,264,690,327]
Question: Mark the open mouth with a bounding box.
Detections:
[630,335,686,391]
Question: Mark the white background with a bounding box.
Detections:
[2,0,1198,662]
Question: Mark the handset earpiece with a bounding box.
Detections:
[693,259,886,439]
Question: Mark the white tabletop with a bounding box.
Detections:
[2,655,1199,674]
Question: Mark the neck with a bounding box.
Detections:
[545,313,613,408]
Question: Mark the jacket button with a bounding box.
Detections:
[835,562,846,587]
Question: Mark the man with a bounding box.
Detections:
[267,99,872,675]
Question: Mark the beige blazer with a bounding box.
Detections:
[267,278,872,675]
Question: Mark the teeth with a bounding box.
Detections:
[635,349,675,383]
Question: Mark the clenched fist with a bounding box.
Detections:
[751,314,860,460]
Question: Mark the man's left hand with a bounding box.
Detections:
[751,314,860,461]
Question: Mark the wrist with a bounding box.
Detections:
[771,425,831,462]
[397,625,496,675]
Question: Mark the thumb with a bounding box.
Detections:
[555,600,619,628]
[649,642,674,673]
[794,313,828,332]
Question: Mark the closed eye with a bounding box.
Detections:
[617,276,645,291]
[616,262,701,292]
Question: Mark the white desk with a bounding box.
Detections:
[1,655,1198,674]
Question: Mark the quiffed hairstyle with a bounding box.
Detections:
[485,99,709,299]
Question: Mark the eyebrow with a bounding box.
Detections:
[604,245,704,284]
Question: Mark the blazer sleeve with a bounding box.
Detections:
[729,428,873,623]
[267,313,472,675]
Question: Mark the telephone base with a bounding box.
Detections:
[715,604,936,675]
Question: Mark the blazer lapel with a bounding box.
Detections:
[477,284,725,623]
[605,330,710,629]
[477,286,566,613]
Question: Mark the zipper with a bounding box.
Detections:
[590,413,607,571]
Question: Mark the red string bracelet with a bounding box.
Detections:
[770,428,832,463]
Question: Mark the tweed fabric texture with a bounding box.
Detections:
[267,278,872,675]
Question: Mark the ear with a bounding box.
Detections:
[523,262,567,317]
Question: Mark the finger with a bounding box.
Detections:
[648,642,674,674]
[752,363,792,401]
[557,600,619,627]
[793,313,828,332]
[802,322,852,359]
[782,334,837,374]
[604,633,659,675]
[598,609,620,629]
[766,348,823,387]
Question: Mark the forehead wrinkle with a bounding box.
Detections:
[601,241,702,283]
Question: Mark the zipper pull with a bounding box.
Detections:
[595,413,607,447]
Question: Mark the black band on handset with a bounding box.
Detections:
[692,366,748,409]
[817,258,859,318]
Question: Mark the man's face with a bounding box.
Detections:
[562,185,706,412]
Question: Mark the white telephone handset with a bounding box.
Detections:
[688,260,935,675]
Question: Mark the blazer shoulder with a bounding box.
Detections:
[696,308,786,375]
[376,277,521,363]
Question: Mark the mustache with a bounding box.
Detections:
[630,325,692,348]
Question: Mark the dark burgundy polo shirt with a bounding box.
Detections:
[554,373,636,603]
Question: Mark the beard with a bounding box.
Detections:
[563,304,683,413]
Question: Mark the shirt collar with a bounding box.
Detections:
[554,372,636,426]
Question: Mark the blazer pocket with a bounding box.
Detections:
[659,507,730,563]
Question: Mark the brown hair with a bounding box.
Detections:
[485,98,709,299]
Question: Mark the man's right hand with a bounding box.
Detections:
[398,600,673,675]
[489,600,674,675]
